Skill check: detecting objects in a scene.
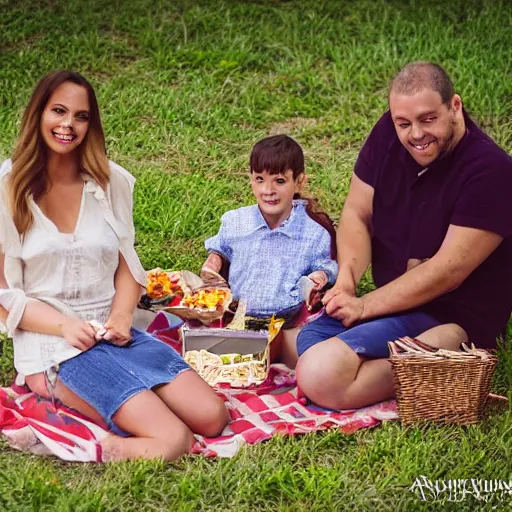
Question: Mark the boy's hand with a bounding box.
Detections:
[201,253,223,274]
[102,312,133,346]
[199,268,229,289]
[305,271,329,311]
[308,271,329,290]
[200,253,229,289]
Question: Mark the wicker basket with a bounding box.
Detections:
[388,337,498,425]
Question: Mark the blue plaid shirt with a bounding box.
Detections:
[205,200,338,316]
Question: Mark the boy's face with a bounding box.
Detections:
[250,169,306,229]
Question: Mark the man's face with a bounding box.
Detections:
[389,88,461,166]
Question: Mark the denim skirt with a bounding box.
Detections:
[58,327,190,431]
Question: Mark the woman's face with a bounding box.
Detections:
[40,81,90,156]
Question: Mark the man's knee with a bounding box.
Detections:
[416,323,468,350]
[295,338,361,408]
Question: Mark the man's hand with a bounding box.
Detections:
[322,277,356,304]
[59,317,97,351]
[406,258,427,272]
[103,312,133,346]
[323,291,365,327]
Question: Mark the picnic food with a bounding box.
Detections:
[146,269,184,300]
[184,349,267,386]
[143,270,232,323]
[181,314,285,387]
[181,288,231,311]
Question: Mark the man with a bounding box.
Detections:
[295,62,512,410]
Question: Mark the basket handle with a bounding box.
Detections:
[393,337,437,354]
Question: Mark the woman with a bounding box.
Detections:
[0,71,228,461]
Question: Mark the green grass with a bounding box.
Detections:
[1,0,512,510]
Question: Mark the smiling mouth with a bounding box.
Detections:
[52,131,77,143]
[410,141,434,151]
[263,199,279,205]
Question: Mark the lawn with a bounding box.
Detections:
[1,0,512,510]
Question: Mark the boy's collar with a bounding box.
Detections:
[254,200,306,235]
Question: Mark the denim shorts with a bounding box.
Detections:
[58,327,190,432]
[297,311,441,359]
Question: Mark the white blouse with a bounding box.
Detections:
[0,160,147,375]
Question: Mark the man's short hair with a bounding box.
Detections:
[390,62,455,105]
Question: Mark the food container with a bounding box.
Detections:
[181,325,268,387]
[181,313,284,387]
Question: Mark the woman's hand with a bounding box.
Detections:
[59,317,97,351]
[103,311,133,346]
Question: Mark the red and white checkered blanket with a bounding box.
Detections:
[0,364,398,461]
[0,313,399,460]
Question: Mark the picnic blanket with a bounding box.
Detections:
[191,366,399,458]
[0,364,398,461]
[0,313,399,461]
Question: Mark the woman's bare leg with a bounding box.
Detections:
[27,372,206,461]
[25,373,104,425]
[154,370,229,438]
[100,390,194,461]
[33,375,194,461]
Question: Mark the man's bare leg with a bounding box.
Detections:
[415,323,468,349]
[296,323,468,410]
[295,336,364,409]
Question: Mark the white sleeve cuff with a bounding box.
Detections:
[0,288,28,336]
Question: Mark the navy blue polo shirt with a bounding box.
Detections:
[355,110,512,348]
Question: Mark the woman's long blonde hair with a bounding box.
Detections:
[9,71,110,235]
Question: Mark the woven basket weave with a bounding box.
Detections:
[389,337,498,425]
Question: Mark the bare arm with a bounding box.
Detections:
[0,252,96,349]
[102,252,143,344]
[200,252,229,287]
[327,225,503,325]
[361,225,502,318]
[0,299,72,337]
[324,174,373,301]
[201,253,223,274]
